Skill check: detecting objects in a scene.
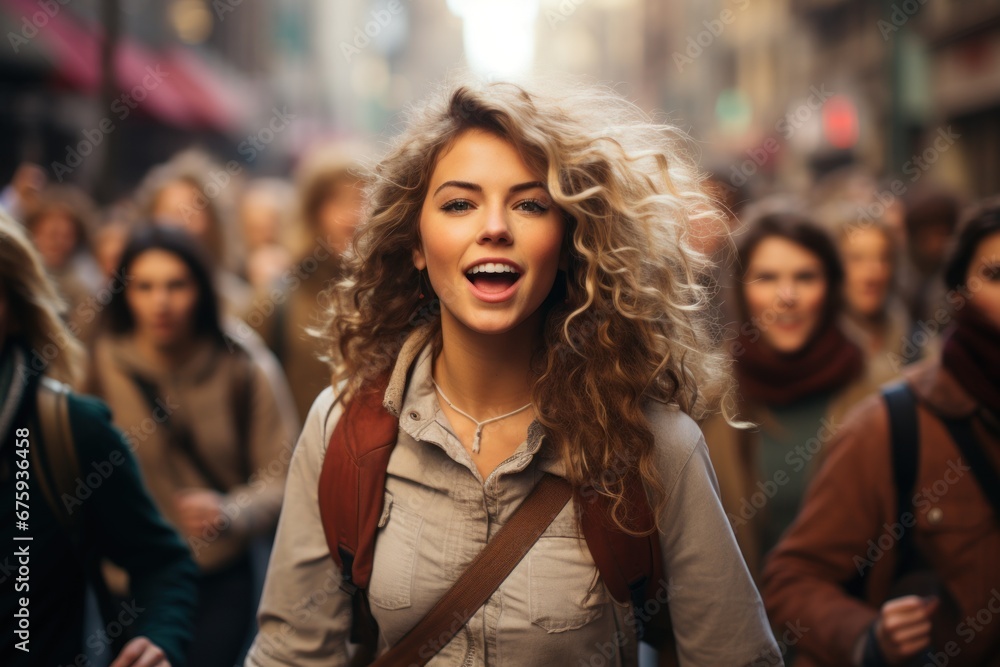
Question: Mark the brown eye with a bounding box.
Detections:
[515,199,548,214]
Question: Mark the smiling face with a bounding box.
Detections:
[125,250,200,349]
[413,129,566,336]
[744,236,828,354]
[842,227,893,318]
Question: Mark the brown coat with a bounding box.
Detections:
[761,359,1000,666]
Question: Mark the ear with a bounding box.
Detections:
[412,246,427,271]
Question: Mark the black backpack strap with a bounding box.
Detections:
[881,382,920,579]
[941,416,1000,522]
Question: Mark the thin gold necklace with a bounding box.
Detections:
[431,378,532,454]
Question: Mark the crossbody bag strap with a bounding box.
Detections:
[127,371,230,493]
[370,473,573,667]
[941,415,1000,523]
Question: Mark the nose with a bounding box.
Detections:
[477,202,512,245]
[776,279,798,307]
[151,285,171,309]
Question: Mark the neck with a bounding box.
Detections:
[132,330,197,371]
[433,312,542,418]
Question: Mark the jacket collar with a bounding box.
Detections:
[380,325,560,480]
[383,324,435,419]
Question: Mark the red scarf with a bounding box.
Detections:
[942,305,1000,414]
[735,325,864,407]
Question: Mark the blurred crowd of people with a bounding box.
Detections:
[1,134,997,667]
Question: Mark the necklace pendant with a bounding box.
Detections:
[472,427,482,454]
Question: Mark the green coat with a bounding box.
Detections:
[1,340,198,666]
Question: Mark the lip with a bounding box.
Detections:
[772,318,804,331]
[462,257,524,274]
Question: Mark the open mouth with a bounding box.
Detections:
[465,263,522,295]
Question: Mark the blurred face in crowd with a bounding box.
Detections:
[31,211,78,269]
[125,250,199,350]
[744,236,828,354]
[152,180,212,244]
[95,223,129,279]
[967,231,1000,331]
[318,179,365,255]
[241,189,283,252]
[413,129,565,336]
[842,227,893,319]
[911,222,952,273]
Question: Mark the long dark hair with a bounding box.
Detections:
[735,209,845,331]
[104,225,223,341]
[944,198,1000,292]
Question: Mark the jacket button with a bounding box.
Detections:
[408,411,420,420]
[927,507,943,524]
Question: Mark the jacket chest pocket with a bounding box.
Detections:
[369,491,425,610]
[528,535,608,633]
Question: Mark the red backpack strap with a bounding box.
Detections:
[317,374,398,645]
[579,471,670,647]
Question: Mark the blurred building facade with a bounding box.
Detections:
[1,0,998,203]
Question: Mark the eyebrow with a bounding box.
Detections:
[432,180,547,197]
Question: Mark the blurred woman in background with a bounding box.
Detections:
[24,184,104,340]
[238,177,295,292]
[85,225,298,667]
[704,207,867,579]
[762,199,1000,665]
[825,205,915,388]
[137,150,255,316]
[246,144,368,421]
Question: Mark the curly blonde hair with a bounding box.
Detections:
[324,75,735,528]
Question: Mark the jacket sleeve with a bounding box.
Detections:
[761,395,892,665]
[245,386,353,667]
[71,393,199,667]
[222,349,300,543]
[649,404,782,667]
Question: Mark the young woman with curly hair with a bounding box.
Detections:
[246,77,780,667]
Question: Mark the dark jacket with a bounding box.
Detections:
[762,358,1000,666]
[0,341,199,666]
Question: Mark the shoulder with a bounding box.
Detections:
[301,383,347,458]
[51,382,133,463]
[643,399,703,460]
[642,398,706,492]
[45,378,115,429]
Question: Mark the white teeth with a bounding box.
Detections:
[468,263,518,274]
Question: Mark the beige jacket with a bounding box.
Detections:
[246,326,781,667]
[89,332,299,572]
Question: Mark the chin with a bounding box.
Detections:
[459,315,522,336]
[767,336,809,355]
